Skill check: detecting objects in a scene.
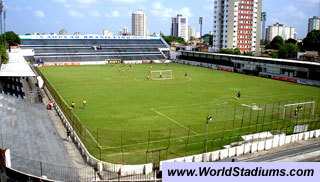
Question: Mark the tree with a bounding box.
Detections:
[221,48,234,54]
[234,48,241,55]
[285,38,297,44]
[162,35,188,45]
[243,51,254,56]
[269,51,278,58]
[0,45,9,64]
[278,43,299,59]
[0,31,22,47]
[209,35,213,46]
[270,36,285,50]
[303,30,320,52]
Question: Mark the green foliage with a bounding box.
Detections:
[209,35,213,46]
[269,51,278,58]
[261,40,271,49]
[220,48,234,54]
[234,48,241,55]
[270,36,285,50]
[285,38,297,44]
[278,43,299,59]
[0,45,9,64]
[303,30,320,51]
[162,35,188,45]
[243,51,254,56]
[0,31,21,47]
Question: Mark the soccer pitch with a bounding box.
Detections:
[39,63,320,164]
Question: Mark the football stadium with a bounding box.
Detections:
[1,34,320,180]
[20,35,320,165]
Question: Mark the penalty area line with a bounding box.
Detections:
[150,108,199,135]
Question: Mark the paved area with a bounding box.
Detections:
[0,93,95,181]
[238,138,320,162]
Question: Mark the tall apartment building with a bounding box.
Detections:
[123,27,129,34]
[171,14,189,42]
[308,16,320,33]
[132,11,147,36]
[266,23,295,41]
[212,0,262,53]
[188,26,195,40]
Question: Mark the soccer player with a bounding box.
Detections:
[71,101,75,109]
[160,72,162,78]
[82,99,87,109]
[237,92,241,99]
[295,106,299,117]
[118,68,121,72]
[148,68,151,72]
[147,75,150,80]
[185,72,188,77]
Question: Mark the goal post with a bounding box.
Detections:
[150,70,173,80]
[283,101,316,119]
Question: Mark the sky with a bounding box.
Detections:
[4,0,320,39]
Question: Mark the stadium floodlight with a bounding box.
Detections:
[283,101,316,119]
[150,70,173,80]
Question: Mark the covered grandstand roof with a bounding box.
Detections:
[180,51,320,66]
[0,49,36,77]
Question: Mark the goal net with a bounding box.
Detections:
[283,101,316,119]
[150,70,173,80]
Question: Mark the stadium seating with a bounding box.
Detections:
[20,38,169,62]
[0,77,25,99]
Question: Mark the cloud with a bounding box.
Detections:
[151,2,192,20]
[35,10,45,18]
[69,9,84,18]
[74,0,98,4]
[152,1,163,9]
[107,0,145,3]
[52,0,66,3]
[91,10,101,17]
[105,10,120,18]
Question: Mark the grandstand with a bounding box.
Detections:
[19,35,169,63]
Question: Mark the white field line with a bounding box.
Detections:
[101,119,291,150]
[155,94,300,110]
[150,108,199,135]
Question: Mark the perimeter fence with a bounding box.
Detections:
[35,66,320,166]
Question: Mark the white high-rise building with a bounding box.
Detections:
[123,27,129,34]
[103,29,113,36]
[266,23,295,41]
[212,0,262,53]
[308,16,320,33]
[171,14,189,42]
[132,11,147,36]
[188,26,195,40]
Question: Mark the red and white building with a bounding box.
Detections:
[212,0,262,53]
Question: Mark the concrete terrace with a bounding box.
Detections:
[0,94,88,180]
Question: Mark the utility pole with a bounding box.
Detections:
[261,12,266,40]
[3,10,6,49]
[199,17,203,52]
[0,0,3,46]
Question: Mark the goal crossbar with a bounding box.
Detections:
[150,70,173,80]
[283,101,316,119]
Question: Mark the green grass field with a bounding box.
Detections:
[39,63,320,164]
